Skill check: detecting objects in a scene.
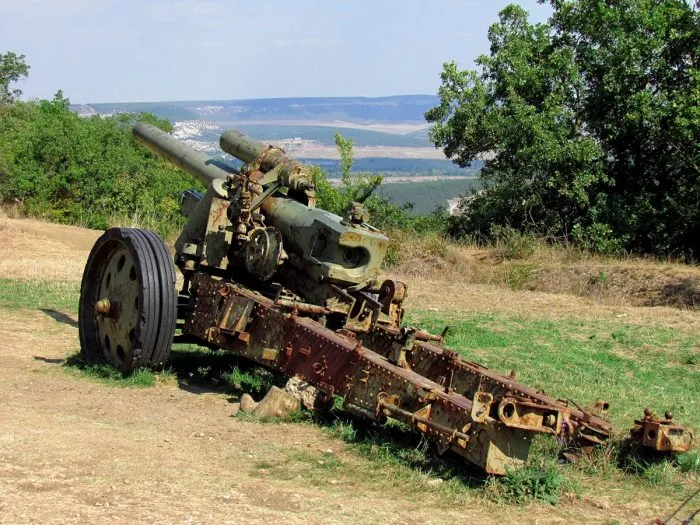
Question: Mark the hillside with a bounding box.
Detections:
[72,95,440,124]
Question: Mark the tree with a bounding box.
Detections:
[427,1,699,256]
[547,0,700,255]
[314,132,383,216]
[0,51,30,104]
[313,131,412,229]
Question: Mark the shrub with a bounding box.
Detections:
[492,225,537,260]
[500,463,565,505]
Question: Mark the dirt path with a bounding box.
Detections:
[0,216,689,524]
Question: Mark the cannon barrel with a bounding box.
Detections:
[134,123,385,285]
[133,122,229,186]
[219,129,269,165]
[220,129,313,191]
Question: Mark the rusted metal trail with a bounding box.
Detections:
[183,272,552,474]
[359,326,612,446]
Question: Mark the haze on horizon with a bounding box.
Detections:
[1,0,551,105]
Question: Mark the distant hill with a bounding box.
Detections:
[308,158,482,177]
[233,124,431,147]
[71,95,439,123]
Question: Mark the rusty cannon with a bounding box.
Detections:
[78,122,621,475]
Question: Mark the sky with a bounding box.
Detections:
[1,0,551,104]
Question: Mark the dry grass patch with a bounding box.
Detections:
[386,232,700,310]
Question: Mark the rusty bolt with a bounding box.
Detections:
[95,298,111,316]
[664,411,673,420]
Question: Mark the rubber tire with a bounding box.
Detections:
[79,228,177,374]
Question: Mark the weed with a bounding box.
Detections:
[574,443,621,479]
[168,344,286,396]
[641,461,677,486]
[682,352,699,366]
[498,462,566,505]
[333,420,358,443]
[221,366,268,393]
[382,229,450,268]
[505,263,535,290]
[677,451,700,474]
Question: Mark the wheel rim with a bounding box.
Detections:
[91,242,141,367]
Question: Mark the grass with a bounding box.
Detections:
[63,352,165,387]
[0,278,79,312]
[243,410,585,506]
[387,231,700,308]
[498,463,566,505]
[167,344,287,397]
[677,451,700,474]
[62,343,288,394]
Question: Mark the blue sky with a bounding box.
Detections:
[1,0,551,104]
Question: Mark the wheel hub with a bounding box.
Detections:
[94,245,140,366]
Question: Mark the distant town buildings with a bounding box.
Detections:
[278,137,303,151]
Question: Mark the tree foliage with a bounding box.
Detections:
[0,51,30,105]
[0,84,202,235]
[427,1,700,257]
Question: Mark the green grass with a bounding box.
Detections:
[0,278,79,312]
[167,344,287,397]
[499,463,566,505]
[245,412,580,505]
[677,451,700,474]
[63,352,164,387]
[408,311,700,431]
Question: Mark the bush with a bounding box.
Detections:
[500,463,565,505]
[491,225,537,260]
[0,93,202,237]
[571,223,624,257]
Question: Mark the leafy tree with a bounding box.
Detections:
[548,0,700,255]
[427,1,699,257]
[0,51,30,104]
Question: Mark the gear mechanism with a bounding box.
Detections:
[244,227,283,281]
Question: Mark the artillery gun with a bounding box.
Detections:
[79,123,620,475]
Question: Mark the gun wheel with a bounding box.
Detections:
[79,228,177,374]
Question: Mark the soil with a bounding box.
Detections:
[0,216,690,524]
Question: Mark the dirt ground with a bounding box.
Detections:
[0,216,694,524]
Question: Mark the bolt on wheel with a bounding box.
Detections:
[79,228,177,374]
